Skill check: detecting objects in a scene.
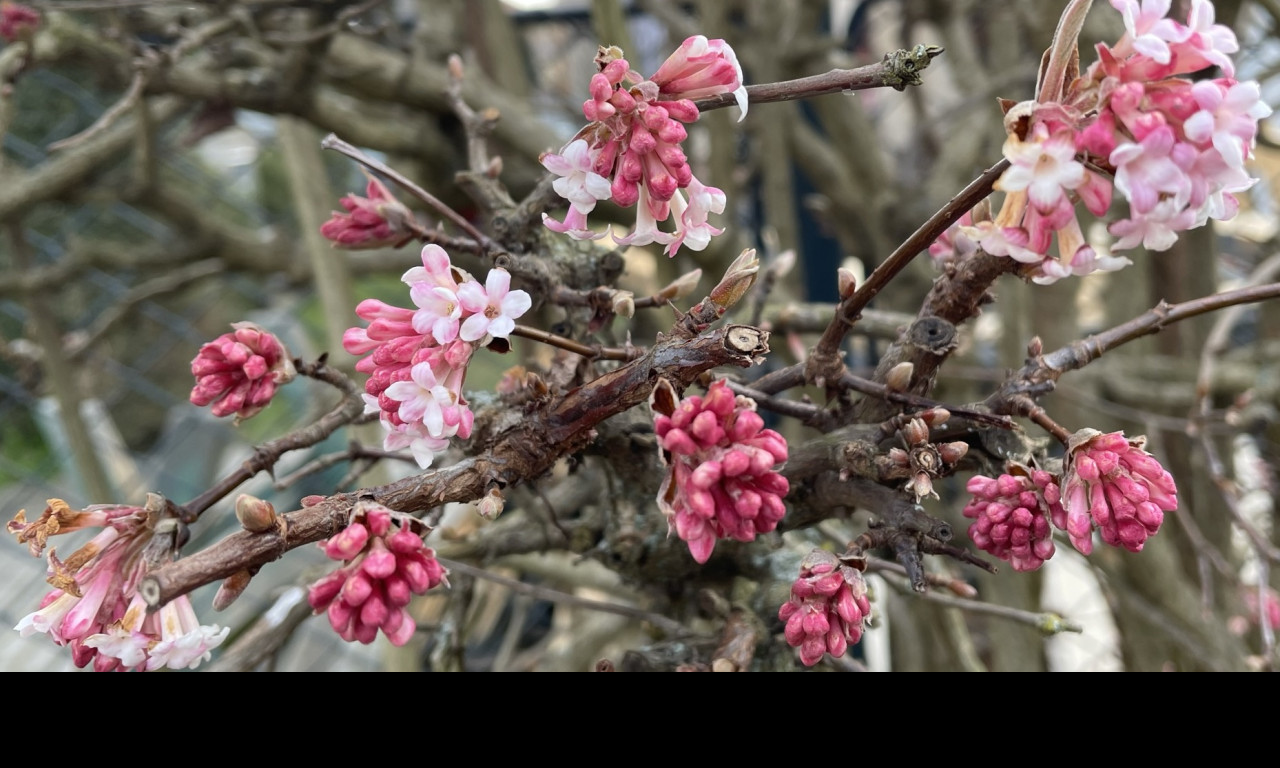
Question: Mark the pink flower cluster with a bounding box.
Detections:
[308,500,448,646]
[963,470,1060,572]
[343,244,531,468]
[962,430,1178,565]
[1056,428,1177,554]
[320,173,415,250]
[8,498,229,671]
[0,1,39,43]
[190,322,295,422]
[541,36,747,256]
[955,0,1269,284]
[653,378,788,563]
[778,549,872,667]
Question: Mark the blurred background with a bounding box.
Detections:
[1,0,1277,671]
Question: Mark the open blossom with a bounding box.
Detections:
[320,172,415,249]
[308,500,448,646]
[963,0,1268,284]
[541,36,745,256]
[456,266,533,342]
[8,497,228,671]
[778,549,872,667]
[343,244,530,469]
[1054,429,1177,555]
[963,469,1062,572]
[190,322,295,422]
[651,378,788,564]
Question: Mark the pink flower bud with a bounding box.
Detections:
[341,569,374,606]
[708,249,760,311]
[189,323,294,422]
[234,494,277,533]
[361,540,397,579]
[320,173,415,250]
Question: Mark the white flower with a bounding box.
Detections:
[457,268,532,342]
[542,140,612,214]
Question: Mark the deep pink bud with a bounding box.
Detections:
[652,378,789,563]
[339,569,372,608]
[324,522,369,561]
[189,322,294,422]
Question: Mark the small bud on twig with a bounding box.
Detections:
[884,362,914,393]
[612,290,635,318]
[212,569,253,611]
[837,267,858,300]
[235,493,277,533]
[658,269,703,301]
[476,487,505,519]
[709,248,759,311]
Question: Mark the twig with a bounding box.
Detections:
[49,67,151,152]
[177,357,366,521]
[691,44,946,113]
[813,158,1010,361]
[48,17,239,152]
[443,54,500,175]
[723,380,828,423]
[142,319,770,608]
[864,556,978,597]
[1189,255,1280,660]
[879,570,1083,634]
[510,323,642,362]
[1039,283,1280,376]
[272,442,418,490]
[206,586,313,672]
[437,557,688,637]
[65,258,225,361]
[320,133,500,254]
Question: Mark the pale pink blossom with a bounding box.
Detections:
[610,187,675,247]
[1110,0,1187,64]
[541,139,612,213]
[456,267,532,343]
[980,0,1264,279]
[1181,0,1238,77]
[1110,125,1194,215]
[1108,196,1197,250]
[144,596,230,670]
[384,362,466,439]
[665,178,726,256]
[1182,79,1272,169]
[405,244,465,343]
[996,123,1085,215]
[542,207,607,240]
[541,37,745,254]
[8,497,228,671]
[778,549,872,667]
[651,35,748,120]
